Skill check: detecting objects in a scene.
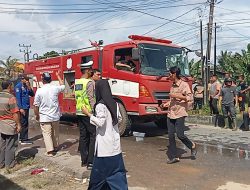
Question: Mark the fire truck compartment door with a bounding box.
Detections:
[108,78,139,98]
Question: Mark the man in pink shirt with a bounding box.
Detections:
[162,66,197,164]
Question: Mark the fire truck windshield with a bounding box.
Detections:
[139,43,189,77]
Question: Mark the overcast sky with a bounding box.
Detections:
[0,0,249,62]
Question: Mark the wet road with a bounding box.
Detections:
[27,119,250,190]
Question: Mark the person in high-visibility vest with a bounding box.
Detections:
[75,60,96,170]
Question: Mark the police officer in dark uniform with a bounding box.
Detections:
[220,78,238,131]
[14,74,34,144]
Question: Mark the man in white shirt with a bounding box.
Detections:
[33,71,65,156]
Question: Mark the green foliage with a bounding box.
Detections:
[189,58,202,78]
[38,50,60,59]
[0,56,19,79]
[217,43,250,83]
[188,104,211,116]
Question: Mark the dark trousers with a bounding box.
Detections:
[222,103,236,120]
[193,98,203,110]
[78,115,96,165]
[0,133,18,168]
[242,112,250,131]
[238,98,246,112]
[167,117,193,159]
[88,154,128,190]
[20,109,29,141]
[210,98,219,114]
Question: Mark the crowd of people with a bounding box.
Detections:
[0,60,128,189]
[192,73,250,131]
[8,63,250,188]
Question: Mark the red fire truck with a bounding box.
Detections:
[24,35,191,136]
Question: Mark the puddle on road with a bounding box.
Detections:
[58,120,250,161]
[126,135,250,161]
[196,142,250,160]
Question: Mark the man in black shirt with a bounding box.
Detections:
[237,75,248,113]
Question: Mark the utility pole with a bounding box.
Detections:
[205,0,215,103]
[214,22,217,74]
[200,19,204,82]
[200,19,207,104]
[19,44,31,62]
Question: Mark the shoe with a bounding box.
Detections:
[45,151,56,157]
[167,158,180,164]
[0,164,4,169]
[81,162,87,167]
[232,128,238,131]
[20,140,33,145]
[87,163,93,170]
[53,147,60,153]
[191,143,197,159]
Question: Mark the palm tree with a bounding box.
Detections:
[0,56,19,79]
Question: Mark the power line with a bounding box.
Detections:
[92,0,198,27]
[32,0,155,47]
[0,2,205,11]
[161,26,199,39]
[217,39,249,47]
[35,0,179,45]
[215,6,250,16]
[225,26,250,38]
[0,2,206,14]
[0,0,152,6]
[143,4,203,35]
[0,22,169,34]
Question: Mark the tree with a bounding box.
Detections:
[38,51,60,59]
[217,43,250,83]
[189,58,202,78]
[0,56,19,79]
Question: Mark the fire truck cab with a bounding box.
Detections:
[25,35,191,136]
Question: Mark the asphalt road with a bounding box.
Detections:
[26,118,250,190]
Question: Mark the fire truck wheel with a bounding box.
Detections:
[118,102,129,136]
[155,117,168,129]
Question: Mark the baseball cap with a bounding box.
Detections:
[224,77,233,83]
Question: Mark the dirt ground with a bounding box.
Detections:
[0,156,88,190]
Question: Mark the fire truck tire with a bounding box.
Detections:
[118,102,129,136]
[155,117,168,129]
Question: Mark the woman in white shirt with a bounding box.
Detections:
[82,79,128,190]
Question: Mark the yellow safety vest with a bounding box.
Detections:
[75,78,92,116]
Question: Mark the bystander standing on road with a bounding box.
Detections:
[219,78,238,131]
[33,72,65,156]
[208,76,213,115]
[91,69,102,82]
[77,68,101,153]
[161,66,197,164]
[209,74,221,127]
[82,79,128,190]
[193,78,204,112]
[237,75,248,113]
[14,74,34,145]
[242,104,250,131]
[224,72,236,87]
[191,76,197,94]
[75,61,96,170]
[0,80,21,169]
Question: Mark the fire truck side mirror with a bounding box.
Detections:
[132,48,139,61]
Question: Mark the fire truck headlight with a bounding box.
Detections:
[145,106,158,113]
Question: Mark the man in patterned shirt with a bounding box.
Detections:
[0,80,21,169]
